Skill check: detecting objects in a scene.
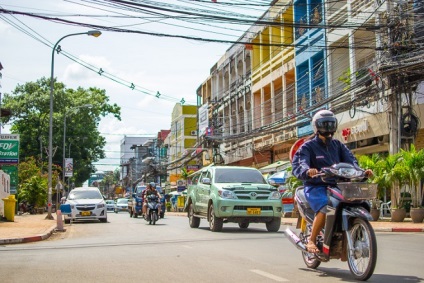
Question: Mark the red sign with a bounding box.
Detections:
[341,128,351,141]
[289,138,305,163]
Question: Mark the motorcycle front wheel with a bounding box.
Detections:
[346,218,377,281]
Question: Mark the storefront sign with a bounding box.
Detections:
[0,134,19,164]
[341,120,369,141]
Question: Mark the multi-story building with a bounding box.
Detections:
[196,0,424,172]
[166,103,198,185]
[119,135,152,191]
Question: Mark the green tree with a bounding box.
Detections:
[17,157,61,208]
[100,171,117,196]
[373,153,406,209]
[357,153,388,208]
[1,77,121,186]
[397,145,424,208]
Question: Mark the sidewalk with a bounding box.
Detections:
[0,212,57,245]
[0,212,423,245]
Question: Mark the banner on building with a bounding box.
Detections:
[198,103,209,136]
[0,134,19,164]
[65,158,73,177]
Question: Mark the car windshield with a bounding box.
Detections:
[117,199,128,204]
[135,186,146,196]
[214,168,267,184]
[106,200,114,204]
[68,190,103,200]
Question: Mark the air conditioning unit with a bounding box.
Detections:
[357,139,371,147]
[378,135,389,144]
[177,179,186,187]
[190,130,197,136]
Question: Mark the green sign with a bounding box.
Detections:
[2,165,18,195]
[0,134,19,164]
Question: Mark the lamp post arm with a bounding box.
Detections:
[47,31,99,220]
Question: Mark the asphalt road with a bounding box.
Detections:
[0,212,423,283]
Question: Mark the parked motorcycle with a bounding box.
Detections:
[19,201,36,214]
[285,163,378,281]
[144,194,161,225]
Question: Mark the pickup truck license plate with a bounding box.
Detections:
[81,211,91,216]
[247,208,261,215]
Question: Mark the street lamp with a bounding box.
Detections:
[61,104,92,196]
[47,30,101,220]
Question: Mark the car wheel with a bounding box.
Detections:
[239,222,249,229]
[209,204,223,232]
[189,203,200,228]
[100,217,107,223]
[266,217,281,232]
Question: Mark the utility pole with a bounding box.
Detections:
[385,0,400,155]
[382,0,418,155]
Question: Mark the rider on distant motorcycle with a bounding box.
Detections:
[142,182,162,216]
[291,109,372,253]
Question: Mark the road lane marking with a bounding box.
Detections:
[250,269,289,282]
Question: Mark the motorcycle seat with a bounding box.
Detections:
[295,187,311,209]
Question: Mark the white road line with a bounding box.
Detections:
[250,269,289,282]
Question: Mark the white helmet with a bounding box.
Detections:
[312,109,338,135]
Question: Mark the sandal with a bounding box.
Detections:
[306,241,319,253]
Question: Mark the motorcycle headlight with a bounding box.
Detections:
[137,202,142,206]
[218,189,237,199]
[269,191,281,200]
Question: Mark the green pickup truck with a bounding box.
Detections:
[184,165,283,232]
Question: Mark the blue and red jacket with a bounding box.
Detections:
[292,135,359,187]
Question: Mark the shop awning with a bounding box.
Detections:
[259,160,291,174]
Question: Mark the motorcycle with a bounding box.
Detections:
[144,194,161,225]
[285,163,378,281]
[19,201,36,214]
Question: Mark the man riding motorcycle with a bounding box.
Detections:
[291,109,373,253]
[142,182,162,216]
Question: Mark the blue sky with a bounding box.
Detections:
[0,0,268,171]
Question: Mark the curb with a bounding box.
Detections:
[0,224,57,245]
[391,228,424,232]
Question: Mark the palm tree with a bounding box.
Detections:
[357,154,386,208]
[398,145,424,208]
[371,153,405,209]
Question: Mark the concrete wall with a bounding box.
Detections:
[0,170,11,217]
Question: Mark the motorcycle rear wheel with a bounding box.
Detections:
[347,218,377,281]
[301,223,321,269]
[152,211,157,225]
[302,251,321,269]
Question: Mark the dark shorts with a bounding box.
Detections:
[304,185,328,213]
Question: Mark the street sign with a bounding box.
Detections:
[65,158,73,177]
